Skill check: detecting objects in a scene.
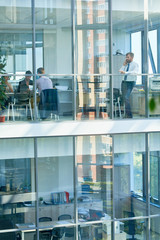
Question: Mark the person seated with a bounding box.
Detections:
[17,70,33,94]
[36,67,53,94]
[2,74,13,93]
[1,74,14,110]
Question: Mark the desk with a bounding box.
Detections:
[16,220,74,240]
[17,218,126,240]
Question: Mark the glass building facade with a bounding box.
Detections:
[0,0,160,240]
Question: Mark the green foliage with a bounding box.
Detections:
[149,98,156,112]
[0,49,7,110]
[0,79,7,108]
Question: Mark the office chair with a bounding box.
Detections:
[0,218,17,240]
[51,227,65,240]
[105,88,122,118]
[123,211,137,240]
[8,92,33,121]
[39,89,59,120]
[39,217,52,222]
[57,214,82,239]
[34,217,53,240]
[57,214,73,239]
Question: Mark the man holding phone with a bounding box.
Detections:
[119,52,139,118]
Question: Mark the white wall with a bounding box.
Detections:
[113,30,130,56]
[43,28,72,74]
[56,28,72,74]
[0,138,34,160]
[43,30,57,74]
[38,156,73,201]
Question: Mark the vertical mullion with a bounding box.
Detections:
[144,0,149,118]
[108,0,113,119]
[32,0,37,121]
[157,28,160,73]
[146,133,150,240]
[112,135,115,240]
[71,0,76,120]
[32,0,39,238]
[34,138,39,240]
[73,136,78,239]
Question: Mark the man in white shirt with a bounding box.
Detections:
[36,67,53,94]
[119,52,139,118]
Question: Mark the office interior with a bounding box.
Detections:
[0,0,160,122]
[0,0,160,240]
[0,133,160,239]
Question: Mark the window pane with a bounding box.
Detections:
[149,133,160,208]
[0,1,33,74]
[114,134,146,218]
[131,32,142,84]
[149,0,160,75]
[112,0,144,119]
[0,138,35,235]
[76,0,109,75]
[150,217,160,239]
[37,137,74,231]
[148,30,157,74]
[35,0,72,74]
[76,135,113,223]
[118,218,146,240]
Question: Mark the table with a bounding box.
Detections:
[16,220,74,240]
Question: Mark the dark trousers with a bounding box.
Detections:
[121,81,135,118]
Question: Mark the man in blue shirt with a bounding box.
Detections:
[119,52,139,118]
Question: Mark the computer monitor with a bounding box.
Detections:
[89,209,104,221]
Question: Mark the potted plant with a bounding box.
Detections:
[0,49,7,122]
[0,78,7,122]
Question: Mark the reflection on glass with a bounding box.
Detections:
[149,74,160,117]
[0,1,33,75]
[149,0,160,75]
[35,0,71,75]
[114,134,146,219]
[37,137,74,226]
[150,133,160,208]
[77,135,113,223]
[0,138,35,234]
[112,0,144,120]
[76,75,110,120]
[76,0,109,75]
[79,223,103,240]
[119,219,146,240]
[150,217,160,239]
[75,0,110,121]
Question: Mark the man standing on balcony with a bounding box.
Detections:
[119,52,139,118]
[36,67,53,94]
